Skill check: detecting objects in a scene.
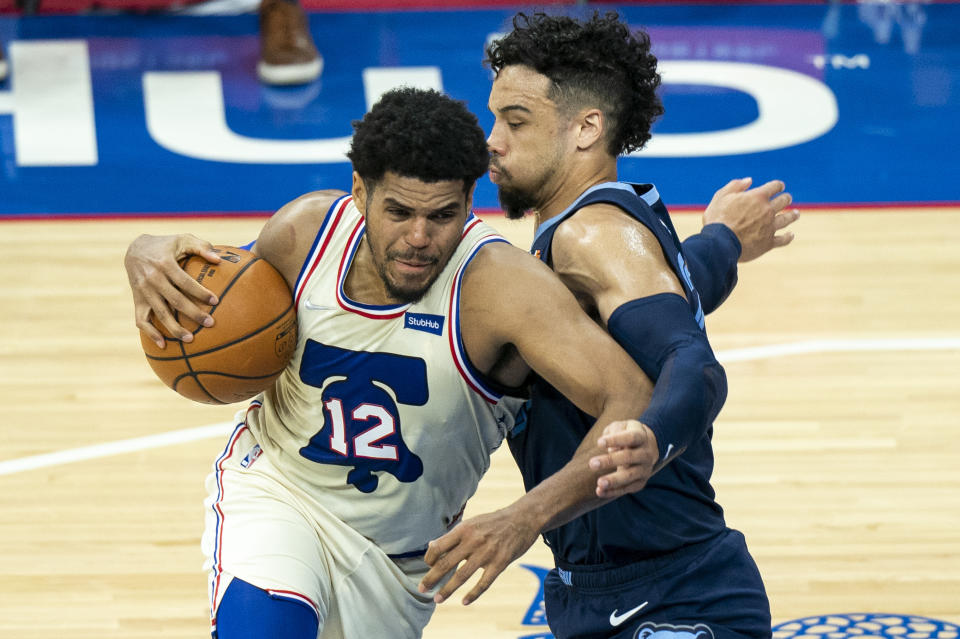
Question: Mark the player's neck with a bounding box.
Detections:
[344,237,396,306]
[534,162,617,228]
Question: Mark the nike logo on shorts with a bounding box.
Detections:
[609,601,649,626]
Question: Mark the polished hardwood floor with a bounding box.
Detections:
[0,208,957,637]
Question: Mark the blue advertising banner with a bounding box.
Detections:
[0,2,957,216]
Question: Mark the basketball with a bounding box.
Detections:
[140,246,298,405]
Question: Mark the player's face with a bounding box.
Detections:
[353,171,472,304]
[487,65,569,219]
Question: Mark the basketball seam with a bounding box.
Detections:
[170,307,219,404]
[171,369,287,383]
[144,304,295,362]
[191,256,262,340]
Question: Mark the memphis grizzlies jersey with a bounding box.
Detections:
[246,194,523,557]
[511,181,726,565]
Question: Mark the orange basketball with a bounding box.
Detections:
[140,246,298,405]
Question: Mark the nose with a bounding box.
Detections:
[487,124,504,157]
[404,217,430,249]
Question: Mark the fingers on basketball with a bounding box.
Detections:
[139,246,298,404]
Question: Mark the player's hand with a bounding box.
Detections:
[703,177,799,262]
[419,506,539,606]
[124,233,221,348]
[589,420,659,499]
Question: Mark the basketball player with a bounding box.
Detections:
[124,87,661,639]
[418,12,798,638]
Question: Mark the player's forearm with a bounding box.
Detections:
[680,224,740,314]
[508,402,643,534]
[608,293,727,468]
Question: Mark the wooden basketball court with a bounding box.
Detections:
[0,207,957,637]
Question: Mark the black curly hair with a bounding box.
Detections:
[486,11,664,156]
[347,87,489,193]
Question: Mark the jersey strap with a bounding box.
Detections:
[294,194,353,308]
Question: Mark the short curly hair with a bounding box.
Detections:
[347,87,489,192]
[486,11,664,156]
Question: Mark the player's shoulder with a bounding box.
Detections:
[281,189,350,220]
[461,237,566,309]
[554,201,653,252]
[258,189,350,284]
[550,202,661,274]
[468,237,540,273]
[557,201,644,240]
[267,189,349,234]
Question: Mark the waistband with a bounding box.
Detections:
[554,529,730,589]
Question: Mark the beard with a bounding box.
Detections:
[491,154,558,220]
[497,185,539,220]
[377,250,441,304]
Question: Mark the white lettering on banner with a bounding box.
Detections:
[0,42,839,165]
[0,41,98,166]
[362,66,443,111]
[143,71,353,164]
[142,67,443,164]
[637,60,839,157]
[810,54,871,70]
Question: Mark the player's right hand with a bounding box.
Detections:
[125,233,221,348]
[703,177,799,262]
[589,420,659,498]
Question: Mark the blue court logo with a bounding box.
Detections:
[773,614,960,638]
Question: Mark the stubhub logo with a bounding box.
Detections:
[404,312,444,336]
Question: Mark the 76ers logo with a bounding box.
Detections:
[298,340,425,493]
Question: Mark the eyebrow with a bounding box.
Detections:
[496,104,533,116]
[382,197,461,213]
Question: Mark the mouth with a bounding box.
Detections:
[393,256,437,274]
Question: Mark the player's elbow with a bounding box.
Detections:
[599,358,654,419]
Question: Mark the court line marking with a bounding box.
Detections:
[1,337,958,477]
[0,422,234,477]
[718,337,960,362]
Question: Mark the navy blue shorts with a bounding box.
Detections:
[543,528,770,639]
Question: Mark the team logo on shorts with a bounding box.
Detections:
[773,613,960,638]
[634,623,714,639]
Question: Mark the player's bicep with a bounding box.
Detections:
[502,262,648,419]
[552,208,685,326]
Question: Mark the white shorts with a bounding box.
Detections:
[201,425,437,639]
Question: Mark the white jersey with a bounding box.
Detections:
[245,194,524,556]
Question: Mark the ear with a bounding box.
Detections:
[575,108,605,151]
[351,171,367,217]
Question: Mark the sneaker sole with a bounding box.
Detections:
[257,57,322,86]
